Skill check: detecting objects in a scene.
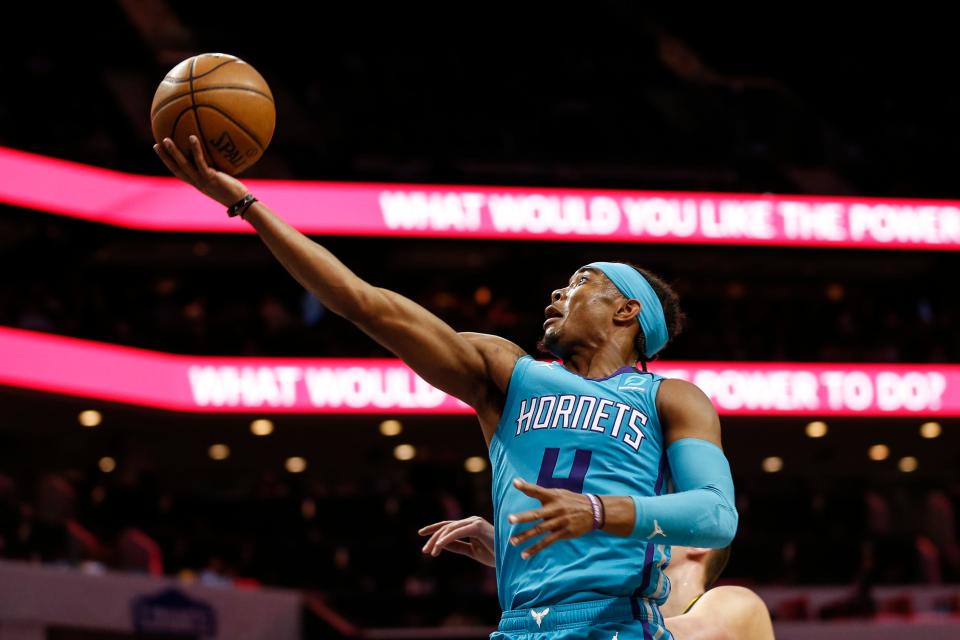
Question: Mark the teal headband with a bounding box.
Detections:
[586,262,668,359]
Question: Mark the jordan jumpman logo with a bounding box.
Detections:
[647,519,666,539]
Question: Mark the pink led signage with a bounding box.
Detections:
[2,147,959,249]
[1,327,956,416]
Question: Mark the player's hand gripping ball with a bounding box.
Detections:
[150,53,275,176]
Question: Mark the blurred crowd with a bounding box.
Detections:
[3,258,958,364]
[1,464,959,625]
[1,214,958,364]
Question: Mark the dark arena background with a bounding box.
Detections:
[1,4,959,639]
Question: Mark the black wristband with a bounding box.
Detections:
[227,194,257,218]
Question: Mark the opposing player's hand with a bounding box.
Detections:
[507,478,596,559]
[419,516,495,567]
[153,136,249,207]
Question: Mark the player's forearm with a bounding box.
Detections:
[599,490,736,547]
[601,438,738,547]
[239,200,494,408]
[242,202,382,321]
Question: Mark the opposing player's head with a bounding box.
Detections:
[541,262,683,365]
[667,545,733,591]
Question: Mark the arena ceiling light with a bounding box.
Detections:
[804,421,828,438]
[78,410,102,428]
[393,444,416,461]
[761,456,783,473]
[285,457,307,473]
[868,444,890,461]
[464,456,487,473]
[920,421,942,438]
[208,444,230,461]
[250,419,274,436]
[898,456,919,472]
[379,420,403,436]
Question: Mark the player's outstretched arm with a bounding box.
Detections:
[154,137,524,413]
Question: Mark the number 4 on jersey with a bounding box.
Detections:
[536,448,592,493]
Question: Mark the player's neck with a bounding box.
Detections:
[562,342,638,379]
[660,565,706,618]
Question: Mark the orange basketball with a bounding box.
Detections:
[150,53,275,176]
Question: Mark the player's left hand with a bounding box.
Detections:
[419,516,496,567]
[154,135,249,207]
[507,478,597,559]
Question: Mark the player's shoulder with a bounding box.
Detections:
[658,377,711,404]
[700,585,767,610]
[699,586,774,638]
[656,378,721,439]
[458,333,526,367]
[458,332,526,357]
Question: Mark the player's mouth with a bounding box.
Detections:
[543,305,563,328]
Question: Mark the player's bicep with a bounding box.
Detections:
[658,378,723,447]
[351,288,495,408]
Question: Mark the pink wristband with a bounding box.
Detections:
[585,493,605,530]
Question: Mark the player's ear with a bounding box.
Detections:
[614,298,641,323]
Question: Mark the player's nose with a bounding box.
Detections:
[551,288,565,303]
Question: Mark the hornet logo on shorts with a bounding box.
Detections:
[531,608,550,628]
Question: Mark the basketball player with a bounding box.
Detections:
[420,517,774,639]
[154,137,738,639]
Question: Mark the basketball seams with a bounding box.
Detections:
[188,57,219,171]
[162,57,238,83]
[196,104,267,151]
[152,86,274,118]
[188,86,273,102]
[151,93,191,119]
[168,105,193,143]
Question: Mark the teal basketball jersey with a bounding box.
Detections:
[489,355,672,612]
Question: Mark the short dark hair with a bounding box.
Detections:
[702,545,732,590]
[621,265,685,363]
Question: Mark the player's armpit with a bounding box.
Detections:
[458,332,527,395]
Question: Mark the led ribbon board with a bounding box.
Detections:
[2,147,960,248]
[0,327,956,416]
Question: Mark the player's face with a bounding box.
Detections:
[542,268,622,359]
